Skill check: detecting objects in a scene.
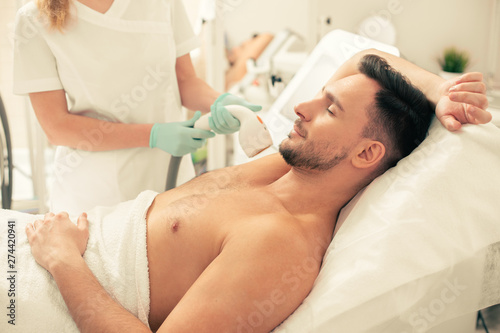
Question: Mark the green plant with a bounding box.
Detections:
[438,47,470,73]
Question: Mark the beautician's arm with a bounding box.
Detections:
[26,213,151,333]
[333,49,491,131]
[29,90,153,150]
[29,54,217,152]
[175,53,220,112]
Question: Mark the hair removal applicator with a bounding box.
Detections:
[166,105,273,190]
[194,105,273,158]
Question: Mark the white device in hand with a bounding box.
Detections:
[194,105,273,158]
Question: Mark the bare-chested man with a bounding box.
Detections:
[24,49,490,332]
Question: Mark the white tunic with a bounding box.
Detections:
[13,0,199,214]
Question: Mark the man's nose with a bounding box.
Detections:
[294,100,316,121]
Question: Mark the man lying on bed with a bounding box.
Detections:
[24,49,489,332]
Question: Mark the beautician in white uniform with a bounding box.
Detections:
[13,0,260,214]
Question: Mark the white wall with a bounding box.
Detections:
[222,0,310,49]
[316,0,490,74]
[222,0,494,75]
[490,0,500,87]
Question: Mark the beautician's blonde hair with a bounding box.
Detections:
[36,0,71,31]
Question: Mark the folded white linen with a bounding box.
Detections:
[0,190,158,332]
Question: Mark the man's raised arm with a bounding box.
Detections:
[332,48,491,131]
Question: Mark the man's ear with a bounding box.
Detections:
[352,140,386,169]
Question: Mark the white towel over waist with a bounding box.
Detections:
[0,190,158,332]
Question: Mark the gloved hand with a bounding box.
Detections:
[209,93,262,134]
[149,111,215,156]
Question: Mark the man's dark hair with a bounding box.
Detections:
[359,54,434,173]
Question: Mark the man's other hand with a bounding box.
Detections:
[26,212,89,272]
[436,72,491,131]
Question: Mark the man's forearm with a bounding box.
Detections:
[50,257,151,333]
[343,49,491,131]
[334,48,446,105]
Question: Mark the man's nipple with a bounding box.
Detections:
[170,220,180,232]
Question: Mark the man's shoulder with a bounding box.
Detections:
[227,153,291,186]
[229,213,313,259]
[221,213,322,293]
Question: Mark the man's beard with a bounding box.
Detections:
[279,121,350,171]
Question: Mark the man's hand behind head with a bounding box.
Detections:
[436,72,491,131]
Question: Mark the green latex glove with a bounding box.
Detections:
[149,111,215,156]
[209,93,262,134]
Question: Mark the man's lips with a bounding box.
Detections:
[293,124,305,138]
[292,119,306,138]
